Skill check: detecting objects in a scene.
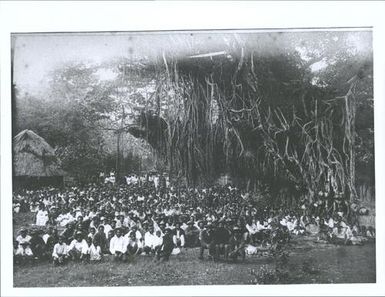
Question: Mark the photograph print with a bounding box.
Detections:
[11,28,375,287]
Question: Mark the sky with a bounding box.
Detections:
[12,30,372,97]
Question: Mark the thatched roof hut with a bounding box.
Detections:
[13,130,65,188]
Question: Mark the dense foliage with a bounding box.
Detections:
[13,31,374,200]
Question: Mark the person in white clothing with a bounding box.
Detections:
[143,226,156,255]
[173,222,185,248]
[35,204,49,226]
[90,241,102,261]
[52,235,68,265]
[68,232,88,261]
[15,228,33,263]
[126,226,142,242]
[125,231,143,256]
[109,228,127,261]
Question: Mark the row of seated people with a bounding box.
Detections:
[15,212,375,266]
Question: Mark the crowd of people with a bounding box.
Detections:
[13,173,375,266]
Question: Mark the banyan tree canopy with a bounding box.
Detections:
[13,130,65,187]
[126,31,374,201]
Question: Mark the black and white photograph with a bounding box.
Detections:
[10,27,376,287]
[1,1,385,296]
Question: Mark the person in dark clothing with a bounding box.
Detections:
[228,226,246,262]
[93,225,108,254]
[185,221,200,247]
[44,227,58,253]
[61,221,76,243]
[30,230,47,260]
[199,223,214,260]
[157,228,174,262]
[212,221,230,261]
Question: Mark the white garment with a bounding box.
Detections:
[68,239,88,253]
[103,224,112,237]
[35,210,49,226]
[42,234,50,244]
[246,223,258,234]
[109,235,127,254]
[125,230,142,241]
[257,221,266,231]
[90,244,102,261]
[153,235,163,247]
[173,229,185,247]
[15,235,33,256]
[144,232,156,248]
[52,243,68,258]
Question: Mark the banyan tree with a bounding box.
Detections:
[127,31,373,203]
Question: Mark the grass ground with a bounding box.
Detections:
[13,213,376,287]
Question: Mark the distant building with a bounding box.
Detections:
[13,129,65,188]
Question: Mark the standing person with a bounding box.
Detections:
[52,235,69,266]
[109,228,127,262]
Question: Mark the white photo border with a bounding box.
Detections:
[1,1,385,296]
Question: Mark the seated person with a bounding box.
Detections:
[172,222,185,248]
[245,218,258,244]
[109,228,127,262]
[93,225,108,254]
[35,204,49,226]
[157,228,174,262]
[43,227,58,253]
[184,221,200,247]
[212,221,230,261]
[80,237,92,263]
[90,237,103,262]
[330,225,348,245]
[286,218,297,234]
[87,227,96,241]
[126,225,143,243]
[366,226,375,239]
[143,225,156,255]
[228,226,246,261]
[305,219,320,236]
[125,231,143,256]
[199,223,214,260]
[68,231,88,261]
[15,228,33,263]
[29,229,47,260]
[349,228,365,246]
[318,218,330,241]
[153,230,163,256]
[52,235,69,266]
